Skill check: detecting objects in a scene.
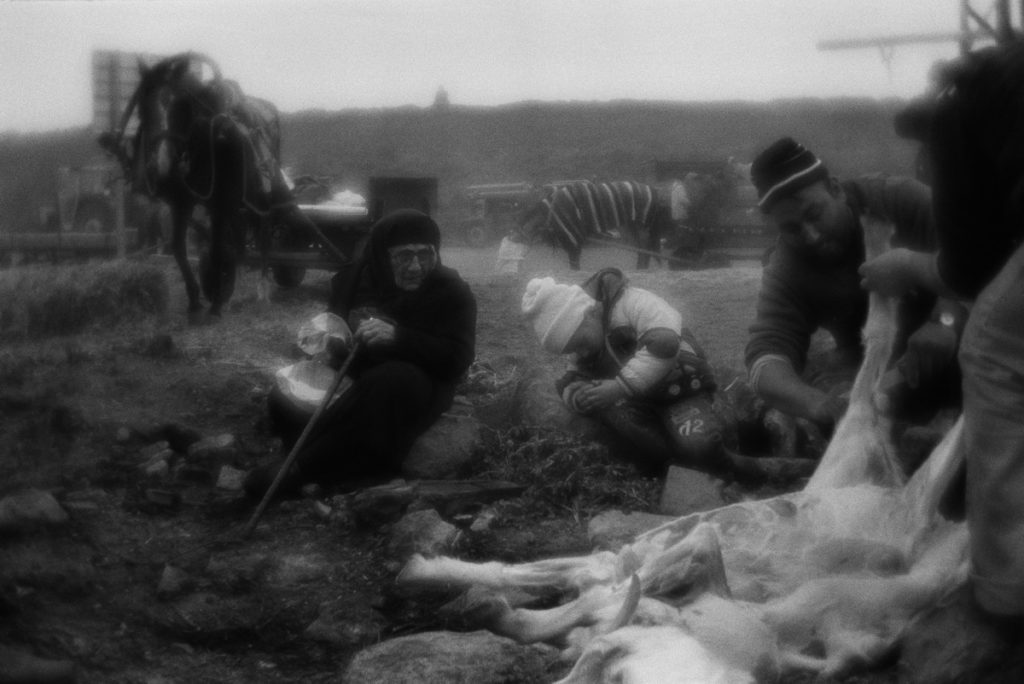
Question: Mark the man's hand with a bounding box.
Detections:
[898,321,958,388]
[573,380,627,413]
[355,317,396,349]
[808,388,849,432]
[859,248,930,297]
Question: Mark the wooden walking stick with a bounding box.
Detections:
[243,340,362,538]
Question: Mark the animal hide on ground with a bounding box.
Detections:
[400,216,968,682]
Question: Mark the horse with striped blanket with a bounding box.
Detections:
[516,180,672,270]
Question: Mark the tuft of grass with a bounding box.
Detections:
[0,261,168,340]
[474,425,660,518]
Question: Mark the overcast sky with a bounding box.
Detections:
[1,0,968,134]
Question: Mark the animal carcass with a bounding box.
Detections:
[399,216,968,682]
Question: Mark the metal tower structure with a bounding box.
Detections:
[818,0,1023,65]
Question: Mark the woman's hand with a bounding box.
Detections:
[355,317,396,348]
[573,380,627,413]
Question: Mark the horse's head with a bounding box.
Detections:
[514,186,556,245]
[130,53,222,195]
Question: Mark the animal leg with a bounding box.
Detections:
[635,522,731,602]
[205,207,239,317]
[397,552,619,593]
[490,577,640,645]
[807,215,903,491]
[170,201,202,313]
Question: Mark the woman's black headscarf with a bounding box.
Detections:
[329,209,442,324]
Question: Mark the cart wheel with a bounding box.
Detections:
[466,221,489,248]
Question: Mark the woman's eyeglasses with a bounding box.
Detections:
[389,247,436,268]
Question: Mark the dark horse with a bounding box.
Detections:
[100,52,311,316]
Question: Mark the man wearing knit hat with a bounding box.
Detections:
[745,137,964,450]
[522,269,724,474]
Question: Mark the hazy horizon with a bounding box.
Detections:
[1,0,965,135]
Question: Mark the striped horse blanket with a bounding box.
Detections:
[536,180,658,250]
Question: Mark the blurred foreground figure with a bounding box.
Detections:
[247,210,477,498]
[860,42,1024,626]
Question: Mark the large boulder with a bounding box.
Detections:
[403,413,483,479]
[342,630,554,684]
[0,489,68,532]
[304,597,388,648]
[387,509,459,559]
[657,465,728,516]
[511,369,601,438]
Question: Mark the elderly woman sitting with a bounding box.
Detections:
[246,209,478,498]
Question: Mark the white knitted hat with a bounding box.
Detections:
[521,277,596,353]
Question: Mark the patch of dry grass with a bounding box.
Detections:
[475,425,660,518]
[0,261,168,340]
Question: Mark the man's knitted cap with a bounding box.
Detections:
[750,137,829,211]
[521,277,596,354]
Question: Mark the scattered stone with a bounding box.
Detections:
[0,644,76,684]
[115,426,133,443]
[141,455,172,479]
[267,554,332,586]
[60,489,107,516]
[343,630,553,684]
[187,434,237,461]
[469,508,497,533]
[403,413,483,479]
[388,509,459,558]
[157,564,192,599]
[310,500,333,520]
[159,423,203,453]
[0,489,69,532]
[349,482,419,527]
[304,598,388,647]
[587,509,677,551]
[138,441,171,460]
[657,465,728,516]
[215,465,247,491]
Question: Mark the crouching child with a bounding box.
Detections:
[521,268,723,475]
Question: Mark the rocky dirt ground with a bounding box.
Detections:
[1,244,1007,683]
